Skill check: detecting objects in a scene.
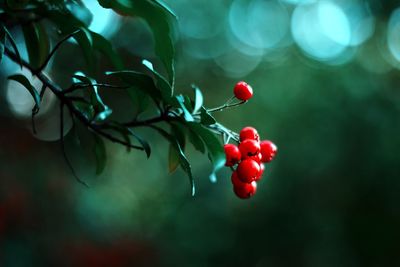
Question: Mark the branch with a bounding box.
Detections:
[206,100,246,114]
[62,83,129,94]
[92,126,144,150]
[3,47,148,149]
[122,114,170,127]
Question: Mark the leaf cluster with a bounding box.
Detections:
[0,0,228,195]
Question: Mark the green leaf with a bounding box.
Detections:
[126,128,151,158]
[152,125,195,196]
[21,22,50,69]
[78,27,93,46]
[106,122,151,157]
[105,122,132,152]
[0,30,4,63]
[97,0,176,84]
[73,101,95,121]
[94,109,113,122]
[200,107,216,125]
[141,0,176,85]
[170,122,186,149]
[73,72,112,122]
[187,123,225,182]
[8,74,40,107]
[47,10,96,74]
[92,134,107,175]
[153,0,178,19]
[173,95,194,122]
[92,32,123,70]
[183,95,193,113]
[47,11,122,73]
[188,128,206,154]
[168,144,180,173]
[105,70,162,101]
[3,26,22,68]
[73,28,96,74]
[128,88,150,116]
[192,84,203,114]
[142,59,173,101]
[72,72,93,85]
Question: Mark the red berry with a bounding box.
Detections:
[239,127,259,142]
[260,140,278,163]
[239,139,260,159]
[236,159,261,183]
[254,163,265,181]
[224,144,241,166]
[231,171,247,187]
[233,181,257,199]
[234,81,253,101]
[244,152,262,163]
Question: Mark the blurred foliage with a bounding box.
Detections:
[1,0,400,266]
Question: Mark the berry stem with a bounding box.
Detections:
[207,122,239,142]
[205,100,246,114]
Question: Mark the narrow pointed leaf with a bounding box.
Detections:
[192,84,203,114]
[73,28,96,73]
[105,122,132,152]
[174,95,194,122]
[200,107,216,125]
[4,26,22,68]
[73,72,111,122]
[188,128,206,154]
[126,128,151,158]
[105,70,162,101]
[0,26,5,63]
[94,109,113,122]
[153,0,178,19]
[127,88,150,116]
[92,133,107,175]
[92,32,123,70]
[152,126,195,196]
[170,122,186,149]
[104,122,151,157]
[8,74,40,107]
[187,123,225,182]
[142,59,173,101]
[97,0,176,84]
[168,144,180,173]
[0,41,4,63]
[22,22,50,68]
[73,101,95,121]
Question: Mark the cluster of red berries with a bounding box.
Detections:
[224,127,277,199]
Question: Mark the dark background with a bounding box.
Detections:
[1,0,400,266]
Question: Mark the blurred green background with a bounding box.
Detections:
[1,0,400,266]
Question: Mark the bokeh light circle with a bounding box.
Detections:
[343,0,375,46]
[214,49,261,78]
[175,0,226,39]
[6,69,42,118]
[229,0,289,50]
[387,8,400,63]
[6,69,72,141]
[85,0,120,36]
[291,1,351,61]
